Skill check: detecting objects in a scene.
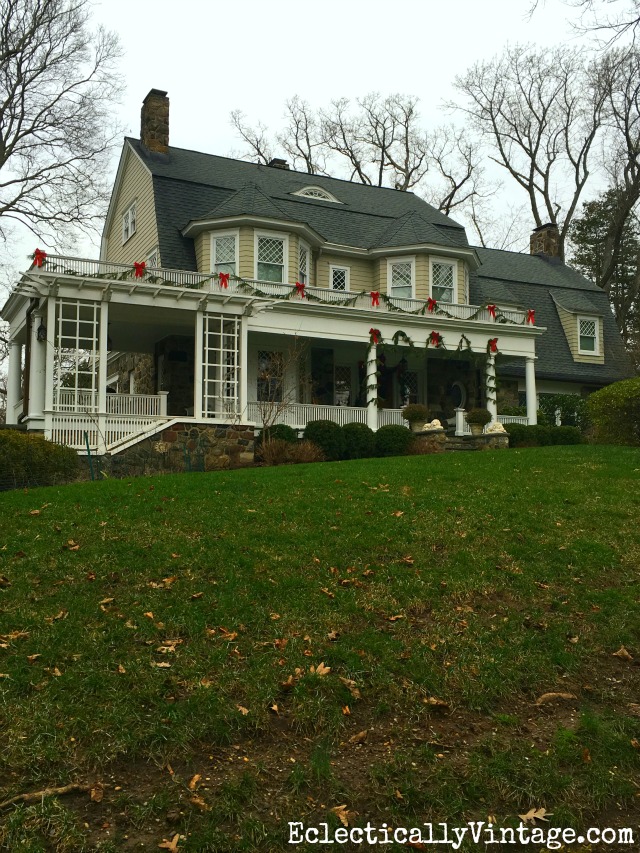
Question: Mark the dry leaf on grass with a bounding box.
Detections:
[189,794,209,811]
[535,692,577,705]
[311,662,331,677]
[158,835,180,851]
[628,704,640,717]
[327,631,339,641]
[518,807,552,824]
[423,696,450,709]
[612,646,633,661]
[90,784,104,803]
[330,804,356,827]
[320,587,335,599]
[342,705,350,716]
[387,614,404,622]
[339,677,361,700]
[348,729,368,744]
[391,510,404,517]
[188,774,201,791]
[237,705,249,716]
[117,664,126,674]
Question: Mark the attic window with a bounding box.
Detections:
[578,316,599,355]
[122,202,136,243]
[293,186,341,203]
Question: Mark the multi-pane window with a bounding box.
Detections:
[53,299,100,412]
[146,247,159,269]
[298,242,310,285]
[330,266,349,291]
[399,370,418,406]
[122,203,136,243]
[257,351,284,402]
[212,234,237,276]
[578,318,598,354]
[431,259,456,303]
[334,365,351,406]
[257,236,285,282]
[389,260,413,300]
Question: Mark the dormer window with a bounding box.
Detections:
[578,316,600,355]
[122,202,136,243]
[292,186,342,204]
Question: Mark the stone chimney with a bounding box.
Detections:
[530,222,560,258]
[267,157,290,170]
[140,89,169,154]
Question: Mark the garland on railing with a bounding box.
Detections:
[28,252,537,327]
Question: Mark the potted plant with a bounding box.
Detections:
[465,407,492,436]
[402,403,430,432]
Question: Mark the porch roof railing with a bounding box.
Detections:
[31,255,531,326]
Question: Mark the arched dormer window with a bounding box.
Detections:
[292,186,342,203]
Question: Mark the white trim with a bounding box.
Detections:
[387,256,416,299]
[429,256,458,304]
[329,264,350,292]
[298,239,311,286]
[210,229,240,275]
[577,315,600,355]
[122,201,137,244]
[292,185,343,204]
[254,230,289,283]
[101,141,152,261]
[146,246,160,268]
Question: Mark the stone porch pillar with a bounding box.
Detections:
[525,356,538,425]
[6,340,22,424]
[27,311,46,427]
[485,353,497,423]
[366,342,378,431]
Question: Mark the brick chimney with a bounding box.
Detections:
[140,89,169,154]
[530,222,560,258]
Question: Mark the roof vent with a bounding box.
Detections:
[267,158,290,170]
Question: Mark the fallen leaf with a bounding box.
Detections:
[627,703,640,717]
[582,747,592,763]
[117,664,126,674]
[99,597,114,606]
[400,555,414,565]
[90,784,104,803]
[342,705,350,716]
[188,774,201,791]
[152,661,171,669]
[0,575,11,588]
[423,696,450,709]
[143,612,154,619]
[631,739,640,750]
[518,807,552,824]
[391,510,404,517]
[29,509,41,516]
[158,835,180,852]
[387,614,404,622]
[274,638,288,650]
[349,729,368,744]
[327,631,339,641]
[613,646,633,661]
[45,610,68,624]
[65,540,80,551]
[312,662,331,677]
[237,705,249,715]
[189,794,209,811]
[395,789,404,800]
[190,592,204,600]
[26,654,41,664]
[320,587,335,599]
[330,804,356,827]
[535,692,577,705]
[339,677,361,700]
[270,703,279,715]
[270,612,281,620]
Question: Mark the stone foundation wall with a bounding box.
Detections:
[99,422,254,478]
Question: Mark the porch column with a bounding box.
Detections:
[28,310,46,426]
[485,353,497,423]
[194,309,204,419]
[366,342,378,431]
[6,340,22,424]
[43,296,56,439]
[525,356,538,425]
[97,300,109,454]
[239,315,248,420]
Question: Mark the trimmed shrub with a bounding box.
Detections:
[374,424,413,457]
[256,423,298,448]
[587,377,640,446]
[259,438,292,466]
[342,422,375,459]
[401,403,430,425]
[0,430,79,490]
[304,420,345,461]
[506,424,582,448]
[465,407,492,426]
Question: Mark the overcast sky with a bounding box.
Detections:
[9,0,587,271]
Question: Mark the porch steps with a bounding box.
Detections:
[105,418,172,454]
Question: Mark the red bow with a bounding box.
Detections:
[487,304,497,319]
[429,331,442,348]
[295,281,305,298]
[369,327,381,345]
[33,248,46,268]
[371,291,380,307]
[488,337,499,353]
[527,309,535,325]
[427,297,437,313]
[133,261,146,279]
[219,272,230,289]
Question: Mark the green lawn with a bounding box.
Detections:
[1,446,639,851]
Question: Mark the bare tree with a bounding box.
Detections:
[0,0,123,248]
[453,45,609,260]
[530,0,640,44]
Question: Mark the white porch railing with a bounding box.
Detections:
[50,412,167,451]
[378,409,408,427]
[454,409,529,436]
[34,255,531,326]
[247,402,368,429]
[54,390,167,417]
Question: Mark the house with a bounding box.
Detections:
[2,89,632,461]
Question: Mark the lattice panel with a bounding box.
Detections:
[258,237,284,265]
[53,299,100,412]
[202,313,241,417]
[331,268,347,291]
[579,319,596,338]
[391,263,412,287]
[432,262,454,302]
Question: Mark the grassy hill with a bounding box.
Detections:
[1,446,639,851]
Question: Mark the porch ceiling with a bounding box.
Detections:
[108,304,194,353]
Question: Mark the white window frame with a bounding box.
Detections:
[210,230,239,276]
[577,315,600,355]
[329,264,350,292]
[387,256,415,300]
[298,240,311,286]
[146,246,160,269]
[254,230,289,283]
[429,256,458,304]
[292,186,342,203]
[122,202,137,244]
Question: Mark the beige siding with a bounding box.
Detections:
[415,255,429,301]
[238,227,254,279]
[105,151,158,266]
[555,304,605,364]
[457,262,466,304]
[195,233,209,273]
[316,254,375,291]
